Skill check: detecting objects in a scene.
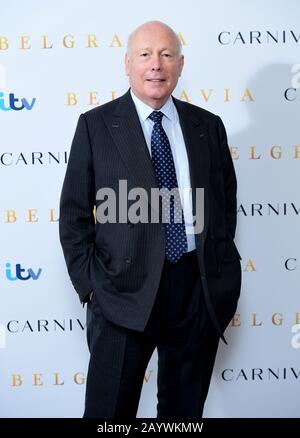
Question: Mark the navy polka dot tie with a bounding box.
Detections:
[149,110,188,263]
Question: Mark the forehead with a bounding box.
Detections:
[131,26,177,51]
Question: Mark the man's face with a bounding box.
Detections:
[125,24,184,109]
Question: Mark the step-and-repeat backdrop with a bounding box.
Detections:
[1,0,299,417]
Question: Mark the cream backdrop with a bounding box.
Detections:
[1,0,299,418]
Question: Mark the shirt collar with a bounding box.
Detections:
[130,89,177,124]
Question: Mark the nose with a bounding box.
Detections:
[151,54,162,71]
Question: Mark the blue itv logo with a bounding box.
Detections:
[5,263,42,280]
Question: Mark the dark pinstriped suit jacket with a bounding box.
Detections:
[59,89,241,341]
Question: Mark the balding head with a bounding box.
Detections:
[127,21,182,56]
[125,21,184,109]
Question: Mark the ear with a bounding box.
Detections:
[125,53,130,76]
[179,55,184,77]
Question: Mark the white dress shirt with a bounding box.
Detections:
[130,90,196,252]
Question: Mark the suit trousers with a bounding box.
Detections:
[83,250,220,418]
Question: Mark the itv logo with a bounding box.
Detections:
[0,92,36,111]
[5,263,42,280]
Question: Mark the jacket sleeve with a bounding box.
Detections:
[217,116,237,241]
[59,114,95,303]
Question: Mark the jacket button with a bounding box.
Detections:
[127,222,134,228]
[124,257,132,264]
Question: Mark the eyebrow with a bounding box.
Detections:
[137,47,175,53]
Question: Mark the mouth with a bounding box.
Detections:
[146,79,166,83]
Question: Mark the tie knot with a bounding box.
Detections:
[149,111,164,124]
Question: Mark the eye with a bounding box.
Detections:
[140,52,149,57]
[162,53,172,58]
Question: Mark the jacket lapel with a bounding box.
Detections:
[103,90,158,198]
[173,97,211,241]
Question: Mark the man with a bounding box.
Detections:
[59,21,241,418]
